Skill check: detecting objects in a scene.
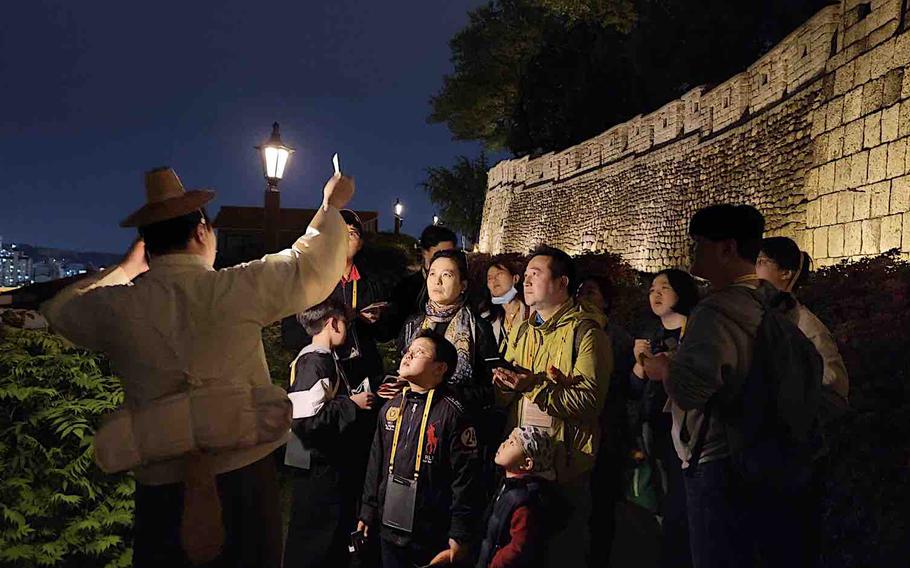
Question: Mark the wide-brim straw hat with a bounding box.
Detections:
[120,167,215,228]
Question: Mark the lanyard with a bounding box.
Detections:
[352,279,358,310]
[388,387,435,480]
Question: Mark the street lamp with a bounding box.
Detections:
[394,198,404,235]
[433,214,440,226]
[256,122,295,253]
[256,122,294,190]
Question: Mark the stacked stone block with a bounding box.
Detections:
[479,1,910,271]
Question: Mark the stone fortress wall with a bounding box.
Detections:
[478,0,910,272]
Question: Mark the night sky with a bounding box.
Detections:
[0,0,492,253]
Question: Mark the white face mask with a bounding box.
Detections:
[492,286,518,305]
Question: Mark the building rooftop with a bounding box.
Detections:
[213,206,378,231]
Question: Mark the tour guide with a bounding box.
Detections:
[40,167,354,567]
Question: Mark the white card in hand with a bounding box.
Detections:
[332,153,340,175]
[359,377,371,394]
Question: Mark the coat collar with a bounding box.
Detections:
[148,253,215,273]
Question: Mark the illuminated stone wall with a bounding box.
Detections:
[479,0,910,271]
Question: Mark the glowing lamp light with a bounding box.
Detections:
[257,122,294,186]
[433,215,439,225]
[394,198,404,217]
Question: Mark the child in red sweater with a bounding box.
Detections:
[475,427,567,568]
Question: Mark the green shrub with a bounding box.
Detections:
[0,326,133,567]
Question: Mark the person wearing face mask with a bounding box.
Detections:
[630,269,700,568]
[387,249,498,412]
[482,257,529,356]
[755,237,849,415]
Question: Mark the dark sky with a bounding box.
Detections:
[0,0,491,253]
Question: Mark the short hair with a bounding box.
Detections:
[654,269,700,316]
[688,204,765,262]
[760,237,812,290]
[429,249,469,283]
[296,297,346,336]
[578,274,614,313]
[413,328,458,381]
[139,208,210,256]
[529,245,577,295]
[340,209,364,236]
[419,225,458,251]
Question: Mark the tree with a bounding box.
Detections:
[431,0,830,156]
[419,152,490,244]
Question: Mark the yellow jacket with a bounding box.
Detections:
[498,299,612,483]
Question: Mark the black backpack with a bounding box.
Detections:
[691,287,824,491]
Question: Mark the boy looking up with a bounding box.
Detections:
[359,329,483,568]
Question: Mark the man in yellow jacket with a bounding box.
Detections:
[493,245,612,568]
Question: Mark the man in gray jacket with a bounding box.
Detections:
[642,204,770,568]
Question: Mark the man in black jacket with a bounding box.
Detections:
[358,329,483,568]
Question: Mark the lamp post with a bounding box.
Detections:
[256,122,294,253]
[394,198,404,235]
[433,214,440,226]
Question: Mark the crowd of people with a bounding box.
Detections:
[37,168,850,568]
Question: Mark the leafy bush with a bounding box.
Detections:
[0,326,133,567]
[800,251,910,567]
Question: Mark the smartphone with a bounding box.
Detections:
[348,531,367,554]
[484,356,515,372]
[348,530,366,554]
[360,301,390,314]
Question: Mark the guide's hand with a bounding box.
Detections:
[120,238,149,281]
[323,173,355,210]
[351,391,375,410]
[356,520,369,538]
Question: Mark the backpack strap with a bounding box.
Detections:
[571,319,599,370]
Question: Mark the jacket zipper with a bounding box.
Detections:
[398,400,419,475]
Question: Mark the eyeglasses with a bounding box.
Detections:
[403,346,434,361]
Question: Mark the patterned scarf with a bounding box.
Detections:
[422,298,476,386]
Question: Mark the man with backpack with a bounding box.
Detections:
[492,245,613,567]
[642,204,822,568]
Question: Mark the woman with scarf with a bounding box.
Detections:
[481,257,528,356]
[385,249,497,410]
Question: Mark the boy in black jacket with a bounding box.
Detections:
[358,329,483,568]
[284,298,375,568]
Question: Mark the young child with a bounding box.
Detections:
[475,426,567,568]
[283,298,375,568]
[358,329,483,568]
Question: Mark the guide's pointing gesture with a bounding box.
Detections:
[323,173,355,210]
